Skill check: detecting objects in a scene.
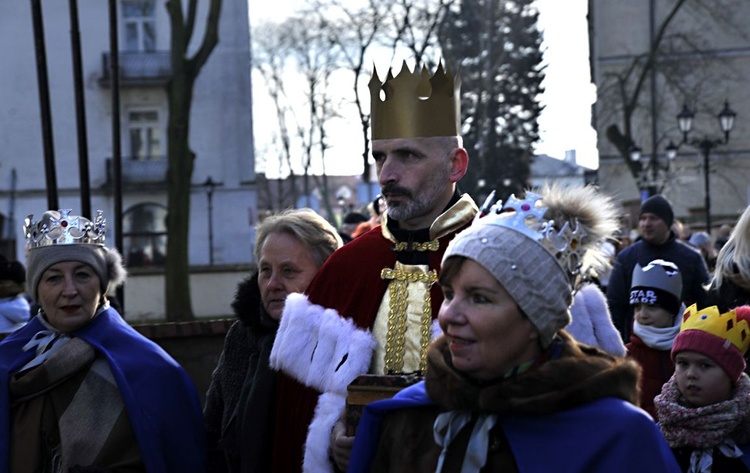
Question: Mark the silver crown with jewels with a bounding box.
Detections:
[24,209,107,249]
[477,190,587,280]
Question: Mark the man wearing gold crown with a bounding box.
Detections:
[266,62,477,472]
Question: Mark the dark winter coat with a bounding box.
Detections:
[607,233,710,341]
[204,274,279,473]
[707,270,750,312]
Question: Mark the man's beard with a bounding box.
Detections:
[382,166,450,223]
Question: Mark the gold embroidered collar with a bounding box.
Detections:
[381,194,478,248]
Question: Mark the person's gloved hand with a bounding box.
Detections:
[330,419,355,472]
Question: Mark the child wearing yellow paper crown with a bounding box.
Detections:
[655,304,750,472]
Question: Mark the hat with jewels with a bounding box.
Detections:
[24,209,126,302]
[443,183,619,347]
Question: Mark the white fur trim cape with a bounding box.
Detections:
[567,284,627,357]
[270,293,376,473]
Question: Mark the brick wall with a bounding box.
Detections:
[0,319,234,407]
[132,319,234,405]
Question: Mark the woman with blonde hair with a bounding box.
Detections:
[708,205,750,311]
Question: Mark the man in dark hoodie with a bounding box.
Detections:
[607,194,709,342]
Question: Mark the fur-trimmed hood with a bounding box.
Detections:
[231,272,277,333]
[426,331,640,415]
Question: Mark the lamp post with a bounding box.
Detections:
[203,176,217,265]
[675,101,736,233]
[628,141,678,197]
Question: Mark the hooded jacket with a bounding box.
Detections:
[204,274,279,473]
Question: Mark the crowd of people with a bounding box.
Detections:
[2,60,750,472]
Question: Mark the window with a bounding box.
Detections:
[123,0,156,52]
[123,203,167,268]
[128,109,162,160]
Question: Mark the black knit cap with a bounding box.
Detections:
[343,212,368,225]
[0,254,25,284]
[640,195,674,227]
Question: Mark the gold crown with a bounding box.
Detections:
[681,304,750,354]
[369,61,461,140]
[24,209,107,249]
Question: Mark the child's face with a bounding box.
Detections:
[634,304,674,328]
[674,351,733,407]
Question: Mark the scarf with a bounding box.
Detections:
[655,375,750,472]
[16,304,109,373]
[633,318,680,351]
[9,337,140,472]
[431,357,538,472]
[433,411,498,473]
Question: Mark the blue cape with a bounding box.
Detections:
[349,381,682,473]
[0,308,206,473]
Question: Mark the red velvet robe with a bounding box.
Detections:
[272,196,476,472]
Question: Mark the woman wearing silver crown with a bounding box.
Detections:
[348,183,681,473]
[0,210,206,473]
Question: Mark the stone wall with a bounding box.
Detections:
[0,319,234,407]
[132,319,234,405]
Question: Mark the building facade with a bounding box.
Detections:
[591,0,750,232]
[0,0,256,319]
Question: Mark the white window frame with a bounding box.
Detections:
[127,108,163,161]
[122,0,156,52]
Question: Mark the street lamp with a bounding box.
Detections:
[629,142,677,196]
[674,100,736,233]
[203,176,217,265]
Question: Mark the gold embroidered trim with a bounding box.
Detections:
[380,267,437,373]
[380,193,478,243]
[393,240,440,252]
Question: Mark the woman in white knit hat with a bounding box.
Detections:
[348,183,680,473]
[0,209,205,473]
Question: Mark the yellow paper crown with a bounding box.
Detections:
[368,61,461,140]
[680,304,750,354]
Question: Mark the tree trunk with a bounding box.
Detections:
[163,0,222,321]
[165,72,196,321]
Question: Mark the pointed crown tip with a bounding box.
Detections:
[369,60,461,139]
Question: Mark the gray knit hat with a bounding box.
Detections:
[443,183,619,347]
[24,210,127,302]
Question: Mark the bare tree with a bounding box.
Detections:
[164,0,221,321]
[253,16,344,220]
[389,0,454,65]
[306,0,453,202]
[286,16,342,221]
[311,0,395,199]
[597,0,748,193]
[254,22,300,209]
